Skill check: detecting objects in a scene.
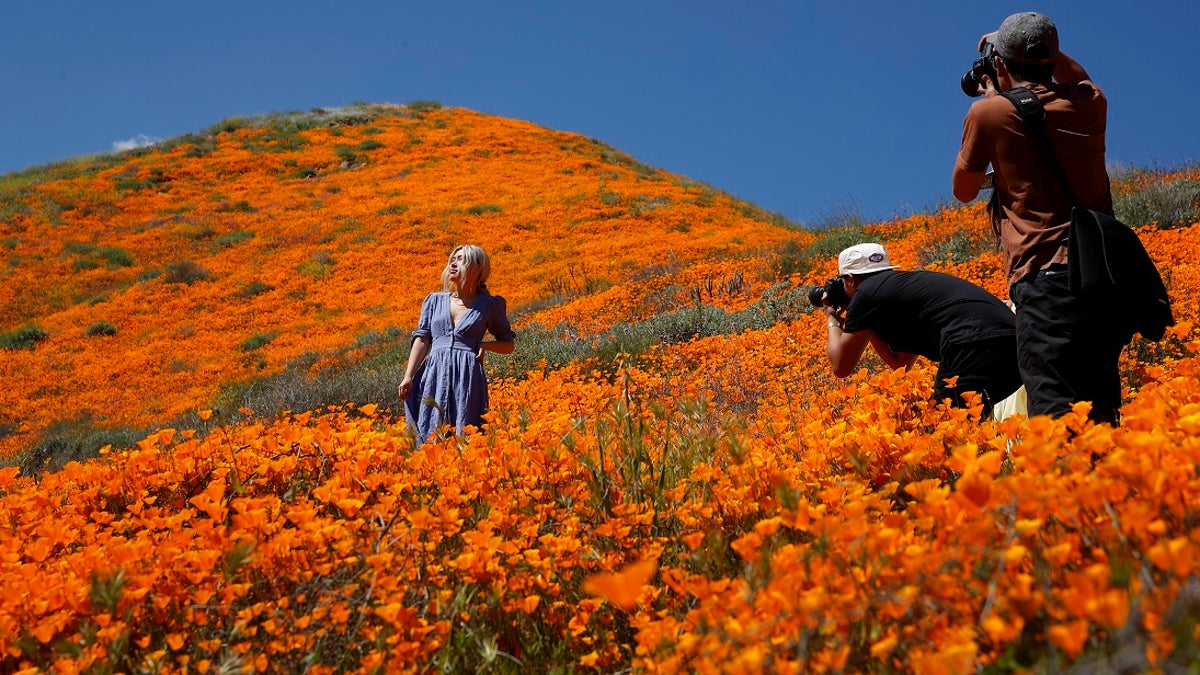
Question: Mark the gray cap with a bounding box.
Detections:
[996,12,1059,64]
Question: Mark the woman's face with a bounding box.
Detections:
[447,250,467,284]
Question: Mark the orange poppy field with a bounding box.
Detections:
[1,102,1199,672]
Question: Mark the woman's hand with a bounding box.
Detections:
[476,348,486,363]
[398,376,413,399]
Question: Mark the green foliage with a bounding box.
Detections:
[11,416,151,476]
[377,203,409,216]
[240,332,277,352]
[67,244,135,269]
[214,230,255,247]
[0,326,49,351]
[239,280,273,298]
[215,200,256,213]
[407,100,444,113]
[1114,177,1200,230]
[335,145,359,165]
[490,283,810,382]
[351,327,405,351]
[773,225,869,278]
[163,260,210,285]
[97,246,135,268]
[918,229,995,268]
[86,322,119,337]
[113,167,170,193]
[210,117,252,135]
[466,204,503,216]
[296,251,335,278]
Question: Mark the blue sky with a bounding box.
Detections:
[2,1,1196,225]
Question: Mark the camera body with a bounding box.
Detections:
[960,40,997,97]
[808,276,850,310]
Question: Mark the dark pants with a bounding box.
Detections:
[934,335,1023,417]
[1010,265,1125,424]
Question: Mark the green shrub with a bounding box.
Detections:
[86,322,119,337]
[211,117,251,135]
[15,416,150,476]
[290,165,321,179]
[773,225,869,278]
[163,260,210,284]
[63,242,97,255]
[240,332,277,352]
[407,101,443,113]
[356,139,384,152]
[467,204,503,216]
[113,168,170,192]
[917,230,995,268]
[0,326,50,350]
[297,251,334,278]
[239,280,273,298]
[216,200,256,213]
[377,204,409,216]
[97,246,135,267]
[1114,179,1200,230]
[215,230,255,247]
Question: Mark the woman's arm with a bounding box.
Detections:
[398,336,431,399]
[478,296,516,360]
[477,339,515,358]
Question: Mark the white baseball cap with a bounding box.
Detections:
[838,243,895,275]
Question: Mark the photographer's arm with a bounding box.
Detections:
[825,310,871,378]
[953,164,986,203]
[868,333,918,370]
[1053,51,1090,85]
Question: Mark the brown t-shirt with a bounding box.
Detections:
[956,81,1112,286]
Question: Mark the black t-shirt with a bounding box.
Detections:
[842,270,1015,361]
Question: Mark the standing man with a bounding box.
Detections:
[952,11,1122,424]
[822,243,1023,418]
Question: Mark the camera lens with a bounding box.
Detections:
[961,71,983,97]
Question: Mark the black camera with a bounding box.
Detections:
[807,276,850,310]
[960,41,997,97]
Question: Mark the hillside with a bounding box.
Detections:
[2,103,1200,672]
[0,103,805,462]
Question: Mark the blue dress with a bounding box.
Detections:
[405,291,516,442]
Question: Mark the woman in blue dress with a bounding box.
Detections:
[398,244,516,443]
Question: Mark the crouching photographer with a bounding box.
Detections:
[816,243,1023,419]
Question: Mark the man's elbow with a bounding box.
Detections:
[951,168,983,203]
[952,185,978,203]
[830,361,855,378]
[952,178,981,203]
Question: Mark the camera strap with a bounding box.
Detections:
[999,86,1078,205]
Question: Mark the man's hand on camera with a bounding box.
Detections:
[823,305,843,330]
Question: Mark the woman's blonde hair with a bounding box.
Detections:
[441,244,491,294]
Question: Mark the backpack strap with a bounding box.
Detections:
[999,86,1078,205]
[1000,87,1045,125]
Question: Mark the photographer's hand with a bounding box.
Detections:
[823,305,843,331]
